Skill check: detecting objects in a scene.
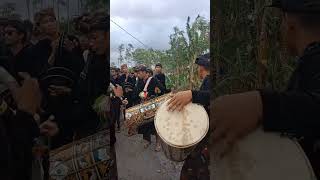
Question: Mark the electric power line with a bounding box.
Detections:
[110,18,149,49]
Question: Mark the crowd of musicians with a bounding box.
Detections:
[110,63,168,151]
[0,8,109,179]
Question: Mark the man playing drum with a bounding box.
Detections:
[168,53,210,180]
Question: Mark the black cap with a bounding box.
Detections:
[195,53,210,68]
[133,66,139,72]
[6,18,27,34]
[137,65,147,72]
[146,68,153,75]
[269,0,320,13]
[124,82,134,89]
[40,67,75,88]
[155,63,162,68]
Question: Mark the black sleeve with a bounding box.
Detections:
[11,110,40,141]
[132,84,141,104]
[259,67,320,137]
[154,78,165,95]
[8,110,40,180]
[192,90,210,107]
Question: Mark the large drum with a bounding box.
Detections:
[210,128,317,180]
[154,100,209,162]
[49,130,114,180]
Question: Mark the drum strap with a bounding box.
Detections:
[125,74,129,83]
[143,77,152,92]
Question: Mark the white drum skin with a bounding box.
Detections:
[155,100,209,162]
[210,128,317,180]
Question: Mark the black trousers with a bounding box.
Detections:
[138,121,156,142]
[180,147,210,180]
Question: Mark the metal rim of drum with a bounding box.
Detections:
[154,99,209,149]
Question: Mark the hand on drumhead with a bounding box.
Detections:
[167,90,192,112]
[209,91,263,157]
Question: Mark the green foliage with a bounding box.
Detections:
[212,0,296,97]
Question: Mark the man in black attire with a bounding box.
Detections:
[205,0,320,179]
[111,67,121,85]
[39,67,77,149]
[119,64,135,108]
[32,8,84,79]
[1,18,41,83]
[74,15,109,138]
[119,64,135,85]
[168,53,210,111]
[134,65,165,150]
[154,63,167,92]
[168,53,210,180]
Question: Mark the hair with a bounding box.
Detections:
[5,19,27,43]
[34,8,56,25]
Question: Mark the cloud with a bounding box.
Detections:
[110,0,210,66]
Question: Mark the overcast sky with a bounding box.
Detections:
[110,0,210,66]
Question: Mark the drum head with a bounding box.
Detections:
[154,100,209,148]
[210,129,317,180]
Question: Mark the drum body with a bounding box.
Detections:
[160,140,195,162]
[210,128,317,180]
[155,100,209,162]
[49,130,114,180]
[124,93,170,136]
